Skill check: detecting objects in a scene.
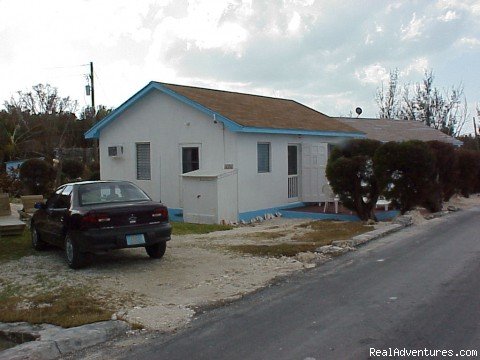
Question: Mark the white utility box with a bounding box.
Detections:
[181,169,238,224]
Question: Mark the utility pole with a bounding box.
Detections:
[89,61,95,111]
[88,61,99,162]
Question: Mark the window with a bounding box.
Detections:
[288,145,298,175]
[257,143,271,173]
[78,182,150,206]
[182,147,199,173]
[136,143,151,180]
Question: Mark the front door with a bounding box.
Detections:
[288,145,299,200]
[301,143,328,202]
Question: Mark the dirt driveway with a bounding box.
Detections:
[1,218,335,331]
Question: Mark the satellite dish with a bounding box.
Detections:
[355,107,362,117]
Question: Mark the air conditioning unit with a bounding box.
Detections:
[108,145,124,158]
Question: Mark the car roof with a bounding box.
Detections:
[60,180,132,187]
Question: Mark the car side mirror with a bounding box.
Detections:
[34,202,46,210]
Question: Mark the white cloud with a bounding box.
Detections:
[438,10,460,21]
[355,64,389,85]
[456,37,480,47]
[401,57,430,76]
[401,13,425,40]
[288,12,302,34]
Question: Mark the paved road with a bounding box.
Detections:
[119,208,480,360]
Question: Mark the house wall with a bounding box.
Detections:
[99,90,234,208]
[235,133,348,213]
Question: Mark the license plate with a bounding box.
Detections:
[126,234,145,246]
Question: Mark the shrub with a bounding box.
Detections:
[374,141,435,214]
[456,149,480,197]
[326,139,382,221]
[0,172,22,196]
[19,159,55,195]
[61,159,84,180]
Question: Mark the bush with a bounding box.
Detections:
[61,159,84,180]
[374,141,435,214]
[326,139,382,221]
[456,149,480,197]
[0,172,22,196]
[19,159,55,195]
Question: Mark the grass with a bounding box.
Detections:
[295,221,373,245]
[227,243,318,257]
[171,222,233,235]
[0,230,35,263]
[0,285,113,328]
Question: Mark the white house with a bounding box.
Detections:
[85,82,365,223]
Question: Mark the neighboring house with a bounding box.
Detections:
[85,82,363,223]
[336,117,463,146]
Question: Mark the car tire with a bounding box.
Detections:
[65,234,86,269]
[145,241,167,259]
[31,224,47,251]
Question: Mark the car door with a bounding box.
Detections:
[45,186,72,245]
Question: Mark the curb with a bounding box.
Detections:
[0,321,130,360]
[316,215,414,255]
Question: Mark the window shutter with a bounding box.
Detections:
[136,143,151,180]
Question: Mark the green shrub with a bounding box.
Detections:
[61,159,84,180]
[456,149,480,197]
[19,159,55,195]
[374,141,435,214]
[326,139,382,221]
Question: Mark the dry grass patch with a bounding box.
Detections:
[0,285,114,328]
[246,231,288,240]
[226,243,317,257]
[295,221,373,245]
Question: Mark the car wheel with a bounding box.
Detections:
[31,225,46,251]
[65,234,86,269]
[145,241,167,259]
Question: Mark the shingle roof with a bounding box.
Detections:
[160,82,359,134]
[336,117,462,146]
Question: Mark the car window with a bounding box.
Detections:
[78,183,150,206]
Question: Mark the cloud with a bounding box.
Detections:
[438,10,460,21]
[401,13,426,40]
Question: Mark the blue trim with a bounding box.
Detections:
[84,81,363,139]
[238,202,306,221]
[236,126,365,138]
[168,208,184,222]
[281,209,399,221]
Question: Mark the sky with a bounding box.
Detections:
[1,0,479,133]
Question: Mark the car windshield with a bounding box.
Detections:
[78,182,150,206]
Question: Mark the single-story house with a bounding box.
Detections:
[85,82,459,224]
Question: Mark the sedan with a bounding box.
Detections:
[31,180,172,269]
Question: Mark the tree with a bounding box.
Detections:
[62,159,84,180]
[374,141,435,214]
[326,139,382,221]
[376,70,468,136]
[376,69,400,119]
[19,159,55,195]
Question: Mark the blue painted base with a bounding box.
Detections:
[170,205,399,224]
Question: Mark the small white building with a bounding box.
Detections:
[85,82,366,223]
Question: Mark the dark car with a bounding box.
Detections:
[31,180,172,269]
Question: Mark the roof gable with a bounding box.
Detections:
[85,82,363,139]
